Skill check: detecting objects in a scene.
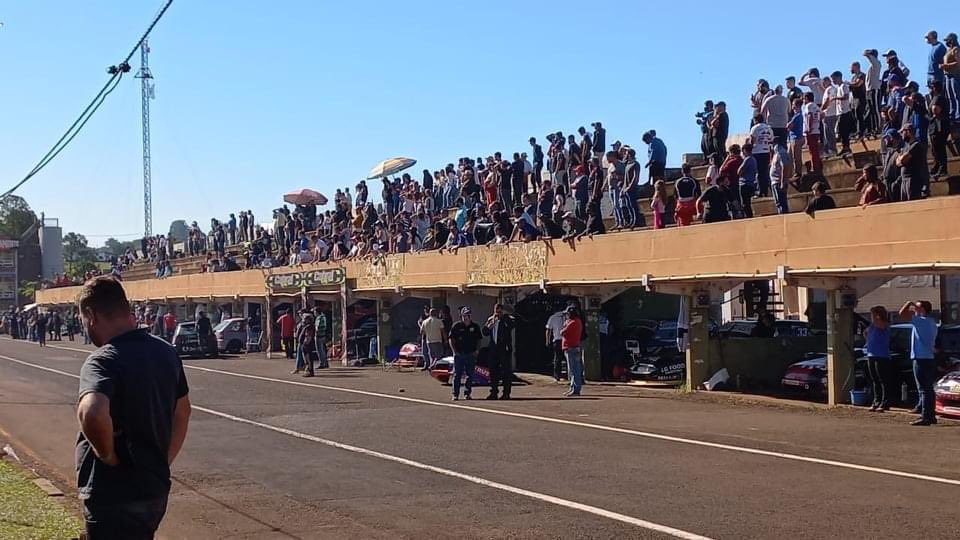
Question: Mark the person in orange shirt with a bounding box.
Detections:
[162,309,177,343]
[276,310,295,359]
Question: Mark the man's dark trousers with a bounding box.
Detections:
[282,336,294,359]
[913,358,937,422]
[488,346,512,398]
[84,496,168,540]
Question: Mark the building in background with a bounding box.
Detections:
[38,215,63,280]
[0,239,18,311]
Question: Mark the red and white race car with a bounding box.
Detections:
[935,371,960,418]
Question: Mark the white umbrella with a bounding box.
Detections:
[367,157,416,179]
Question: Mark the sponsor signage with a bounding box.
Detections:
[266,268,345,291]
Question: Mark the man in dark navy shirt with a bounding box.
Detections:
[448,307,483,401]
[76,276,191,539]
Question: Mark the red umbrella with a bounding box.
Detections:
[283,188,328,206]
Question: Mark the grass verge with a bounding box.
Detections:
[0,458,82,539]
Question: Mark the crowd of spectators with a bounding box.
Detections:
[66,31,960,282]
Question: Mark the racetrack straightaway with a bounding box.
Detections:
[1,337,958,539]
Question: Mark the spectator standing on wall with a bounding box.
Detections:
[943,33,960,122]
[622,149,642,229]
[673,163,701,226]
[784,76,803,102]
[820,75,840,156]
[591,122,606,158]
[802,92,823,173]
[829,71,855,156]
[709,102,729,160]
[786,98,805,179]
[737,142,758,219]
[750,79,773,118]
[761,85,790,146]
[926,30,947,84]
[928,80,951,179]
[769,140,792,215]
[863,49,883,136]
[643,131,667,184]
[849,62,868,138]
[748,115,774,197]
[227,213,237,246]
[896,125,926,201]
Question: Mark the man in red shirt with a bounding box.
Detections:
[276,310,295,359]
[162,309,177,343]
[560,305,584,397]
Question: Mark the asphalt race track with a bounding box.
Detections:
[1,337,958,539]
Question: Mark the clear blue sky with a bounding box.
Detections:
[0,1,941,246]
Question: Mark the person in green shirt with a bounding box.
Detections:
[314,309,328,368]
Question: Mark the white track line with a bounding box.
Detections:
[0,352,711,540]
[9,341,960,487]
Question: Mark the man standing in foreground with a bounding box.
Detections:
[561,305,584,397]
[898,300,939,426]
[483,303,517,400]
[449,307,483,401]
[76,276,191,538]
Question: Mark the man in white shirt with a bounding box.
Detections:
[802,92,823,174]
[545,309,567,382]
[799,68,826,104]
[863,49,883,136]
[820,77,840,156]
[830,71,855,156]
[420,308,446,371]
[521,152,533,192]
[749,115,775,197]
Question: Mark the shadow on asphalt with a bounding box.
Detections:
[481,397,602,401]
[171,477,303,540]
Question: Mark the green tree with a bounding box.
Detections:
[18,280,38,303]
[0,195,39,242]
[102,237,140,257]
[62,232,97,280]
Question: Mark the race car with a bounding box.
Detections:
[935,371,960,418]
[429,355,493,385]
[781,350,869,395]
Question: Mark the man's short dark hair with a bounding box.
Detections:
[919,300,933,313]
[77,276,130,318]
[681,163,692,175]
[813,181,829,194]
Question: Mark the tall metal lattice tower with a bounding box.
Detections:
[135,40,155,237]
